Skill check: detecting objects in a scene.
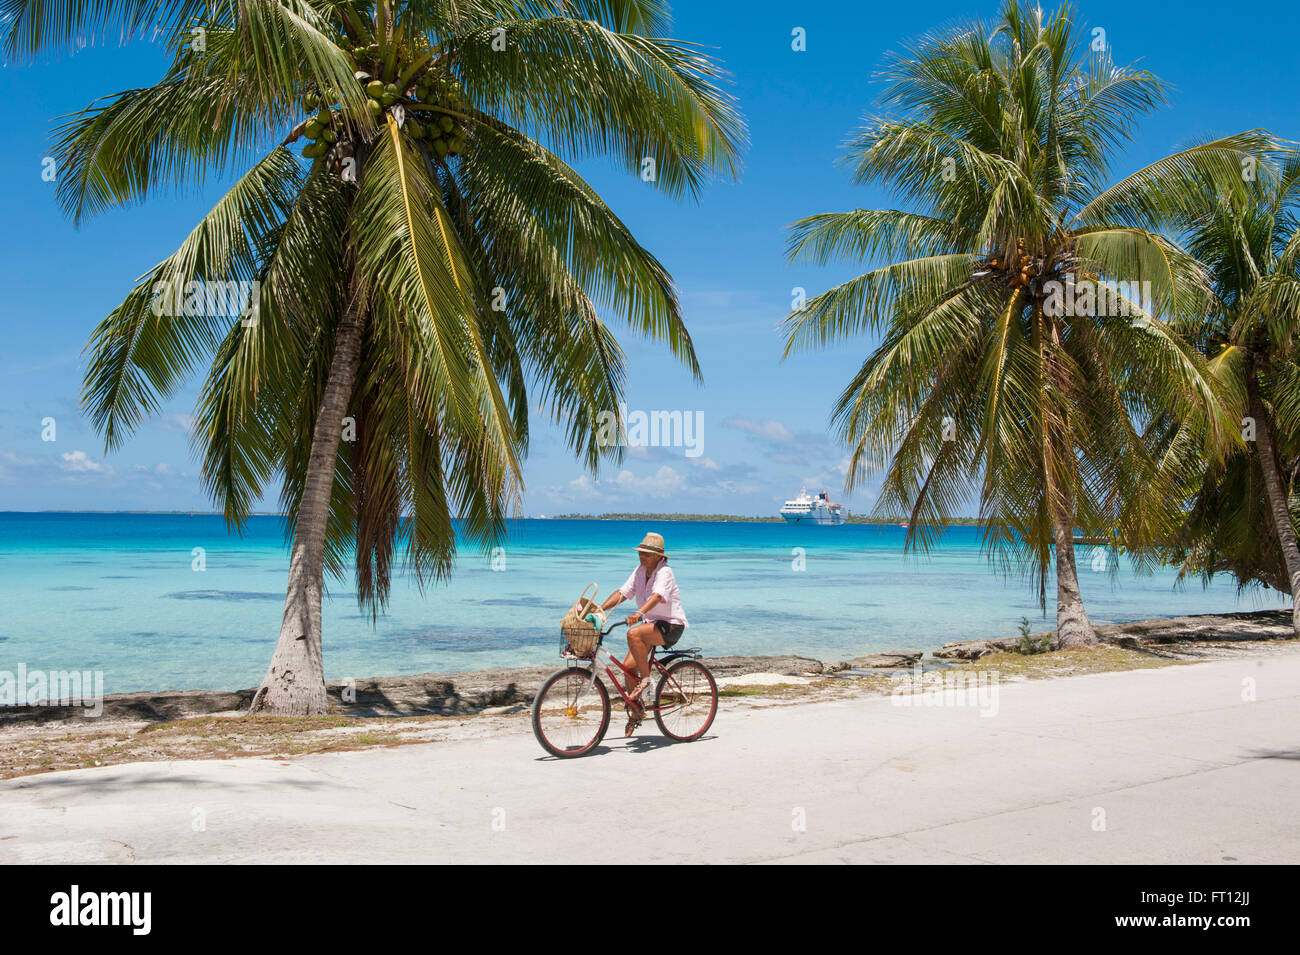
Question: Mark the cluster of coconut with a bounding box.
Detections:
[402,74,469,158]
[300,89,341,161]
[298,40,469,168]
[987,240,1043,290]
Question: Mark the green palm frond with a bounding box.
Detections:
[83,145,304,449]
[451,15,745,198]
[783,0,1259,599]
[67,0,741,622]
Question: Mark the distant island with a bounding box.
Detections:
[546,512,986,525]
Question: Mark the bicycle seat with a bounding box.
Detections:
[656,647,703,662]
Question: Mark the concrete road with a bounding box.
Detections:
[3,651,1298,864]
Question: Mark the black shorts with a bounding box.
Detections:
[654,621,685,648]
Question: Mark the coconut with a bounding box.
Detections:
[321,127,338,143]
[367,98,383,116]
[304,120,323,140]
[432,138,449,157]
[366,80,385,98]
[438,115,454,133]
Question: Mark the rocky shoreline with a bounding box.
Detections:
[1,608,1291,726]
[931,608,1293,659]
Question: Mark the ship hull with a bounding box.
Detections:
[781,511,847,526]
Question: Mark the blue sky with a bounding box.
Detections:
[1,0,1297,516]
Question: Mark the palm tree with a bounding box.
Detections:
[1150,151,1300,633]
[781,0,1254,646]
[20,0,744,713]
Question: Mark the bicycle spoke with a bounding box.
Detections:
[654,661,716,741]
[536,671,606,754]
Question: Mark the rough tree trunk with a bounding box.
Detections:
[1039,302,1098,649]
[1246,362,1300,636]
[1053,506,1098,648]
[249,296,366,715]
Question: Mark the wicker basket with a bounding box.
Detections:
[560,583,603,656]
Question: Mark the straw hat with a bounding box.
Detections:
[634,532,668,559]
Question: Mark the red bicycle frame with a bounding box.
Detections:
[569,620,684,712]
[601,646,668,711]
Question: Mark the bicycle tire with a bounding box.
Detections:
[653,659,717,742]
[531,667,610,758]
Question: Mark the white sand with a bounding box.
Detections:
[714,672,814,687]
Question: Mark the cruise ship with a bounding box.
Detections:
[780,488,848,525]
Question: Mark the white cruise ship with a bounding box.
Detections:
[780,488,848,525]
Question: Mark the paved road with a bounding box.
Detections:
[3,651,1299,864]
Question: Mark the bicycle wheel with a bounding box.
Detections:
[653,659,717,742]
[531,668,610,758]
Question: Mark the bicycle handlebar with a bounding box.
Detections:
[587,614,662,640]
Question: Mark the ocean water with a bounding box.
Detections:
[0,512,1285,694]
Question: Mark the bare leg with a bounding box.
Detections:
[623,623,662,698]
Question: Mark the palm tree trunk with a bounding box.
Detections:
[1246,362,1300,636]
[1038,303,1097,648]
[1053,502,1097,648]
[249,294,366,715]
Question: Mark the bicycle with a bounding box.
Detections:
[531,619,719,758]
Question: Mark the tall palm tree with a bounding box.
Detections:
[1150,151,1300,633]
[19,0,744,713]
[781,0,1254,646]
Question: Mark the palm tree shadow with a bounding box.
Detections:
[1246,748,1300,760]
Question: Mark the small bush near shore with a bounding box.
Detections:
[1013,617,1052,654]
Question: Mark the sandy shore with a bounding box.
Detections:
[3,636,1297,864]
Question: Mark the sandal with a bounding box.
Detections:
[629,676,654,701]
[623,697,644,732]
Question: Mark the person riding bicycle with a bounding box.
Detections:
[598,532,688,736]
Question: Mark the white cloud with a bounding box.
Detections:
[565,466,687,501]
[608,466,686,498]
[800,456,852,490]
[59,450,108,473]
[0,450,41,481]
[722,415,833,464]
[156,413,196,435]
[722,416,795,443]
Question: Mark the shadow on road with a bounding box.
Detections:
[533,734,718,761]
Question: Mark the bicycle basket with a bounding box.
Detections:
[560,583,602,656]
